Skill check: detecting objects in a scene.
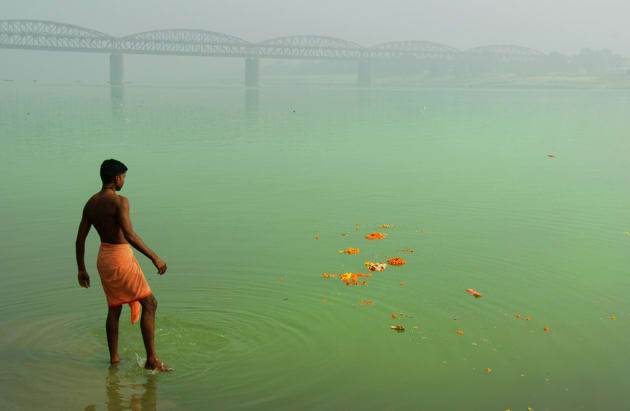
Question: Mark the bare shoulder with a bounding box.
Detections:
[116,195,130,211]
[84,194,98,211]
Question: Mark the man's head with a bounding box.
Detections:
[100,159,128,191]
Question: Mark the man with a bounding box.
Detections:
[75,159,172,372]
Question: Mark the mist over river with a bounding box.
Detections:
[1,83,630,410]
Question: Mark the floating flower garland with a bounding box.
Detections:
[338,247,360,254]
[365,232,386,240]
[322,272,372,285]
[387,257,406,265]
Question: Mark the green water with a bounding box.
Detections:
[1,83,630,410]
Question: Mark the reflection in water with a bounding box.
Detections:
[90,365,157,411]
[355,87,372,114]
[245,87,258,121]
[110,86,125,128]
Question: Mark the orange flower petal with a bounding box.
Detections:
[365,232,386,240]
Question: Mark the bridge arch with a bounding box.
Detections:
[257,35,365,59]
[370,40,461,59]
[0,19,114,51]
[0,19,112,39]
[121,29,251,45]
[118,29,253,56]
[466,44,545,58]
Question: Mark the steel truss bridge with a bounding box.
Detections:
[0,19,546,87]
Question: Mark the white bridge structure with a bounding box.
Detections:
[0,20,546,87]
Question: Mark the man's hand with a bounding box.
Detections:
[153,257,167,275]
[78,270,90,288]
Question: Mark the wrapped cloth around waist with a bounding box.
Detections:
[97,243,152,324]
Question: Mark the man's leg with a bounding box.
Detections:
[139,294,172,371]
[106,305,123,364]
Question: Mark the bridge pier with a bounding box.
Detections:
[357,60,372,88]
[110,53,124,86]
[245,57,259,88]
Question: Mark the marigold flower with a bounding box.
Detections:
[365,232,386,240]
[387,257,406,265]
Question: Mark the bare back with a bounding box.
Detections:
[84,192,128,244]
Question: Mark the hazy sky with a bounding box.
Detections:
[2,0,630,55]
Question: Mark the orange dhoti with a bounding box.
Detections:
[97,243,152,325]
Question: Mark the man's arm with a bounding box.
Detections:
[118,196,167,274]
[76,206,91,288]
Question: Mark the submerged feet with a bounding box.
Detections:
[145,357,174,372]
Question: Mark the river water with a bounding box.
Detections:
[1,83,630,410]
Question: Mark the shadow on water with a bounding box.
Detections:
[84,365,157,411]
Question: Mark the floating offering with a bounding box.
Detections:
[358,300,374,306]
[278,277,284,281]
[392,313,397,318]
[547,154,556,158]
[610,315,616,320]
[515,314,521,318]
[398,249,414,253]
[457,330,464,335]
[323,272,371,285]
[341,233,349,237]
[485,368,492,373]
[465,289,482,298]
[338,247,360,254]
[387,257,406,265]
[525,317,531,321]
[315,236,319,240]
[543,327,549,331]
[368,263,387,272]
[391,325,405,331]
[322,298,327,303]
[365,232,386,240]
[380,224,393,228]
[399,282,405,286]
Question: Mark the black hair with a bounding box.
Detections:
[100,159,128,184]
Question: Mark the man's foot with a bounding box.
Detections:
[144,358,174,372]
[110,355,121,365]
